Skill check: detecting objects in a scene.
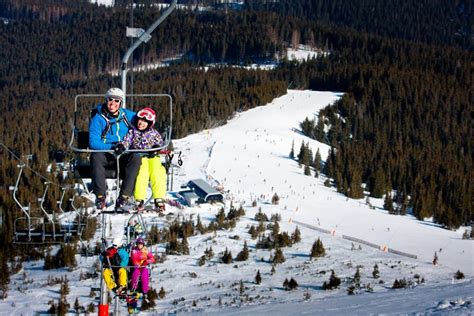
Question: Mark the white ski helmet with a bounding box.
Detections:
[112,236,123,247]
[105,87,125,102]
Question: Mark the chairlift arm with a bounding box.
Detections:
[12,165,30,219]
[39,182,54,223]
[121,0,177,104]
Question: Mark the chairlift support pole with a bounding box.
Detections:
[120,0,177,106]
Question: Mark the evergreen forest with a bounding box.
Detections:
[0,0,472,270]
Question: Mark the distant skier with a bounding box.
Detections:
[114,107,167,213]
[89,87,141,210]
[100,237,130,295]
[130,237,155,299]
[126,219,144,239]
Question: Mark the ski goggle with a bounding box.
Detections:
[137,109,155,122]
[107,97,122,103]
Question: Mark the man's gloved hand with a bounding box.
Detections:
[113,143,126,155]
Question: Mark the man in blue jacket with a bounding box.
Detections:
[89,87,141,210]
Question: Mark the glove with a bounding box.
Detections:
[113,143,126,155]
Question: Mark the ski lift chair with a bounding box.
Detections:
[69,94,173,197]
[10,164,46,243]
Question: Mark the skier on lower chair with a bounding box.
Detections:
[130,237,155,300]
[114,107,167,213]
[100,237,130,296]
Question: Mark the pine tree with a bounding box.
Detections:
[0,253,9,299]
[372,264,380,279]
[353,267,361,286]
[271,193,280,205]
[255,208,269,222]
[370,166,386,198]
[288,278,298,290]
[158,286,166,299]
[236,241,249,261]
[74,298,80,314]
[142,288,157,310]
[310,238,326,258]
[255,270,262,284]
[221,248,233,264]
[272,247,285,264]
[87,303,95,313]
[57,297,70,316]
[271,265,276,275]
[322,270,341,290]
[196,214,205,234]
[304,164,311,176]
[198,255,206,266]
[248,225,258,239]
[48,300,58,315]
[347,166,364,199]
[313,148,322,172]
[289,140,295,159]
[297,141,306,165]
[432,252,438,265]
[271,221,280,239]
[60,278,70,296]
[204,246,214,260]
[239,280,245,295]
[384,192,394,214]
[291,226,301,243]
[181,236,190,255]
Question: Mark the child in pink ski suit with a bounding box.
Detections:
[130,237,155,296]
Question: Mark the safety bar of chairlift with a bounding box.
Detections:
[69,94,173,152]
[69,93,173,154]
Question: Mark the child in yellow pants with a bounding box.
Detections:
[101,237,129,294]
[120,107,167,212]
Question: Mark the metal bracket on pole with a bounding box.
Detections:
[120,0,177,106]
[126,27,152,42]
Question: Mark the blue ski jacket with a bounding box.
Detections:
[89,104,136,150]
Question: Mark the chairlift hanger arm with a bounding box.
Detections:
[121,0,177,101]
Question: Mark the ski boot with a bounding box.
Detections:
[95,195,107,210]
[115,195,132,212]
[136,200,145,213]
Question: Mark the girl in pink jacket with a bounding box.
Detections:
[130,237,155,296]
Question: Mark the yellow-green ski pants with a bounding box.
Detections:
[134,156,167,201]
[103,267,127,290]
